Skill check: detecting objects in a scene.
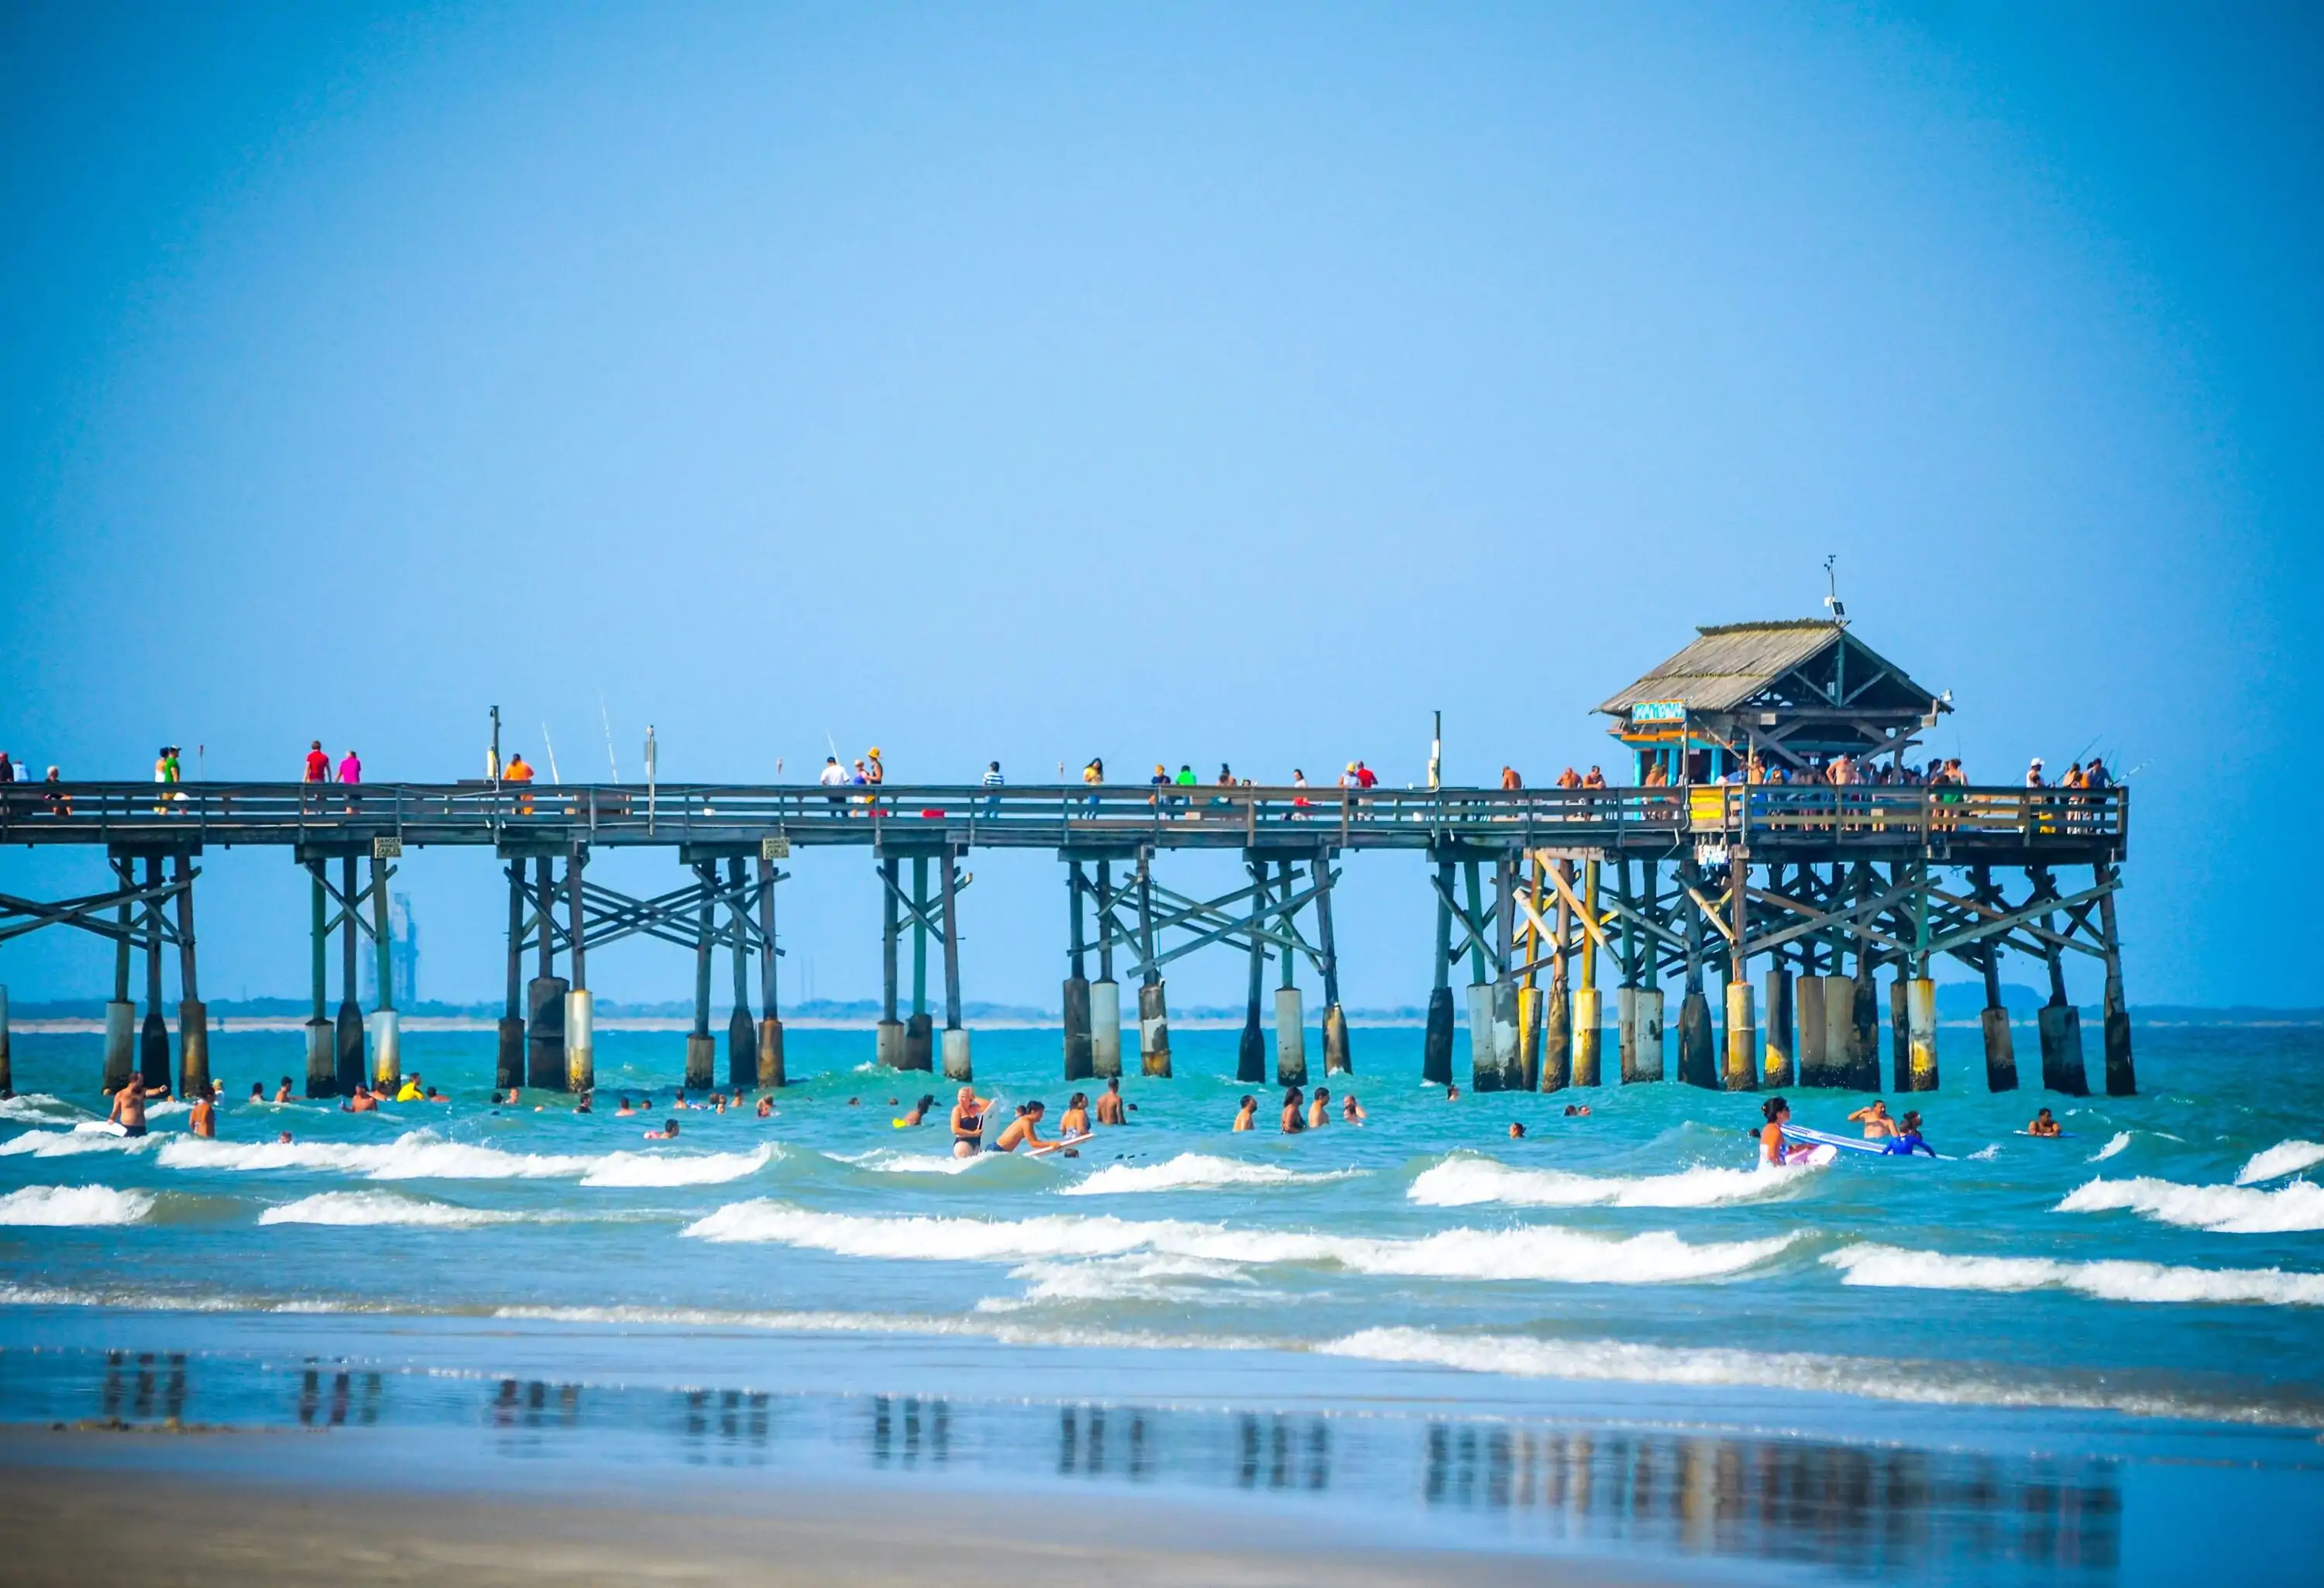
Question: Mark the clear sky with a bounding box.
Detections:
[2,2,2318,1010]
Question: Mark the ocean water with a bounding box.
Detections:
[3,1020,2321,1583]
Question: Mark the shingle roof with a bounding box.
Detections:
[1597,620,1858,714]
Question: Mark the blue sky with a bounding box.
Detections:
[2,2,2318,1009]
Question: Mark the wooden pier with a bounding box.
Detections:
[0,620,2136,1101]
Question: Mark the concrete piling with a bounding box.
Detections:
[1138,979,1171,1078]
[1847,967,1882,1091]
[0,985,9,1097]
[498,863,526,1091]
[334,854,364,1096]
[688,860,717,1089]
[370,1012,400,1091]
[174,854,208,1098]
[1760,968,1793,1089]
[1571,985,1601,1088]
[940,1027,972,1081]
[1061,977,1093,1082]
[1464,982,1495,1091]
[2096,866,2137,1096]
[303,1019,334,1098]
[1274,986,1308,1088]
[304,859,333,1097]
[1237,859,1267,1084]
[1422,861,1455,1085]
[1820,975,1855,1089]
[138,858,170,1092]
[1678,989,1714,1088]
[1315,850,1350,1075]
[756,853,787,1088]
[1978,936,2017,1091]
[727,857,761,1085]
[1090,980,1122,1079]
[1905,977,1937,1092]
[1889,974,1912,1093]
[1623,986,1665,1083]
[936,847,966,1083]
[2038,1002,2087,1095]
[1723,980,1757,1091]
[527,974,568,1089]
[566,988,593,1094]
[879,856,907,1071]
[1796,974,1829,1084]
[1488,979,1520,1091]
[1539,981,1572,1094]
[1514,985,1542,1093]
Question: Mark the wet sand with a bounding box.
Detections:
[0,1433,1674,1588]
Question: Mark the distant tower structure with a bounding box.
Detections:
[360,891,418,1007]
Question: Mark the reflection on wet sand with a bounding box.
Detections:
[1422,1423,2120,1576]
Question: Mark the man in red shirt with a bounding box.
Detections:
[302,741,328,782]
[1353,761,1377,790]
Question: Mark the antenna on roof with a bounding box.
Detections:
[1821,555,1848,624]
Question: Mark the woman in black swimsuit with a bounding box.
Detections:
[950,1087,991,1159]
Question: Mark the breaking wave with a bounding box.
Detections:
[2237,1140,2324,1186]
[1825,1243,2324,1307]
[578,1143,776,1187]
[0,1128,159,1159]
[2090,1132,2131,1162]
[682,1201,1793,1284]
[1062,1154,1360,1196]
[1315,1326,2318,1426]
[257,1191,529,1228]
[2057,1176,2324,1234]
[1408,1156,1813,1209]
[159,1131,590,1180]
[0,1184,156,1225]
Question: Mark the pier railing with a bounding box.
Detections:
[0,781,2126,858]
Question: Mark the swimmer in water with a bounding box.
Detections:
[273,1078,294,1103]
[1306,1088,1331,1129]
[277,1129,294,1144]
[1508,1120,1525,1139]
[1095,1077,1127,1126]
[1886,1109,1937,1157]
[1281,1086,1306,1134]
[615,1097,635,1116]
[1759,1096,1817,1166]
[2027,1108,2061,1138]
[1563,1103,1591,1117]
[755,1095,774,1119]
[993,1100,1057,1153]
[1059,1092,1091,1136]
[396,1074,424,1103]
[1445,1083,1461,1102]
[342,1084,379,1114]
[1232,1095,1257,1132]
[950,1087,992,1158]
[894,1095,934,1128]
[249,1082,266,1103]
[189,1084,216,1139]
[1342,1093,1366,1125]
[574,1093,593,1115]
[1848,1100,1899,1139]
[644,1119,679,1141]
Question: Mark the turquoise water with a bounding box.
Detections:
[3,1021,2321,1582]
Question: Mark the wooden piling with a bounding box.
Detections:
[1136,854,1170,1078]
[497,863,525,1092]
[303,861,332,1097]
[1422,861,1455,1085]
[756,851,786,1088]
[527,856,566,1090]
[1761,965,1794,1089]
[105,867,135,1093]
[938,847,968,1082]
[1316,849,1350,1075]
[333,854,364,1095]
[1796,972,1829,1084]
[1091,860,1120,1078]
[2034,874,2088,1095]
[0,985,9,1098]
[1236,858,1267,1084]
[730,856,761,1085]
[1844,866,1881,1090]
[2095,863,2136,1096]
[1723,857,1755,1091]
[1572,858,1601,1087]
[1905,976,1937,1092]
[878,856,907,1071]
[565,844,591,1095]
[174,851,208,1099]
[1889,971,1912,1094]
[1678,861,1716,1088]
[139,856,170,1091]
[366,850,397,1092]
[686,860,715,1089]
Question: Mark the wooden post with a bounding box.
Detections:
[756,852,787,1088]
[525,854,566,1090]
[366,852,398,1091]
[2033,868,2087,1095]
[1677,860,1714,1088]
[1316,849,1349,1075]
[0,985,9,1099]
[729,854,761,1084]
[940,847,969,1081]
[1089,859,1121,1078]
[563,843,591,1095]
[497,862,525,1091]
[333,853,363,1095]
[1274,860,1307,1087]
[1723,855,1755,1091]
[105,861,136,1094]
[1845,864,1881,1090]
[304,860,333,1097]
[1237,858,1267,1084]
[2095,862,2136,1095]
[1137,851,1171,1078]
[139,855,170,1091]
[1573,858,1601,1087]
[174,851,208,1099]
[686,860,715,1090]
[904,854,933,1072]
[1422,860,1455,1085]
[879,856,907,1071]
[1972,868,2016,1091]
[1540,858,1573,1092]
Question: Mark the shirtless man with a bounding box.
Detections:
[1341,1093,1366,1124]
[1232,1095,1257,1132]
[2027,1108,2062,1138]
[1848,1100,1899,1139]
[190,1084,216,1139]
[342,1084,379,1114]
[644,1119,680,1141]
[1306,1088,1331,1129]
[1094,1077,1127,1126]
[992,1101,1054,1153]
[950,1087,992,1159]
[1058,1092,1092,1137]
[273,1077,294,1103]
[107,1076,154,1137]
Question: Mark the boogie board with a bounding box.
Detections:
[1785,1123,1948,1160]
[74,1121,129,1137]
[1026,1133,1094,1157]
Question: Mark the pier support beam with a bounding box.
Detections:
[2035,878,2087,1095]
[1315,851,1349,1076]
[1090,861,1120,1079]
[366,852,397,1092]
[939,848,968,1082]
[1135,857,1170,1078]
[1723,858,1755,1092]
[687,861,716,1091]
[565,844,591,1095]
[333,854,364,1096]
[728,857,758,1087]
[878,857,907,1071]
[0,985,9,1097]
[139,856,170,1092]
[174,853,208,1099]
[1062,861,1092,1081]
[1889,971,1913,1094]
[902,856,933,1074]
[527,857,566,1091]
[1796,974,1830,1086]
[1422,861,1454,1086]
[1905,977,1937,1093]
[1761,966,1793,1090]
[304,861,332,1098]
[2096,864,2137,1096]
[1572,859,1600,1087]
[497,864,525,1092]
[1981,955,2018,1092]
[756,853,787,1088]
[1274,861,1307,1088]
[1236,860,1266,1084]
[1677,861,1715,1089]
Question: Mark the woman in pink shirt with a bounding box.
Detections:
[337,751,362,783]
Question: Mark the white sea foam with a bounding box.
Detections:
[683,1201,1793,1284]
[159,1130,591,1180]
[1061,1154,1359,1196]
[257,1191,527,1228]
[839,1148,1001,1175]
[2237,1140,2324,1186]
[1967,1144,2000,1161]
[0,1184,155,1225]
[1315,1325,2314,1426]
[2090,1132,2131,1161]
[1408,1156,1812,1210]
[2057,1176,2324,1234]
[578,1143,775,1187]
[0,1128,157,1159]
[1825,1243,2324,1307]
[977,1256,1260,1311]
[0,1094,82,1122]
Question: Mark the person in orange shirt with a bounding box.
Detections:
[505,751,535,814]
